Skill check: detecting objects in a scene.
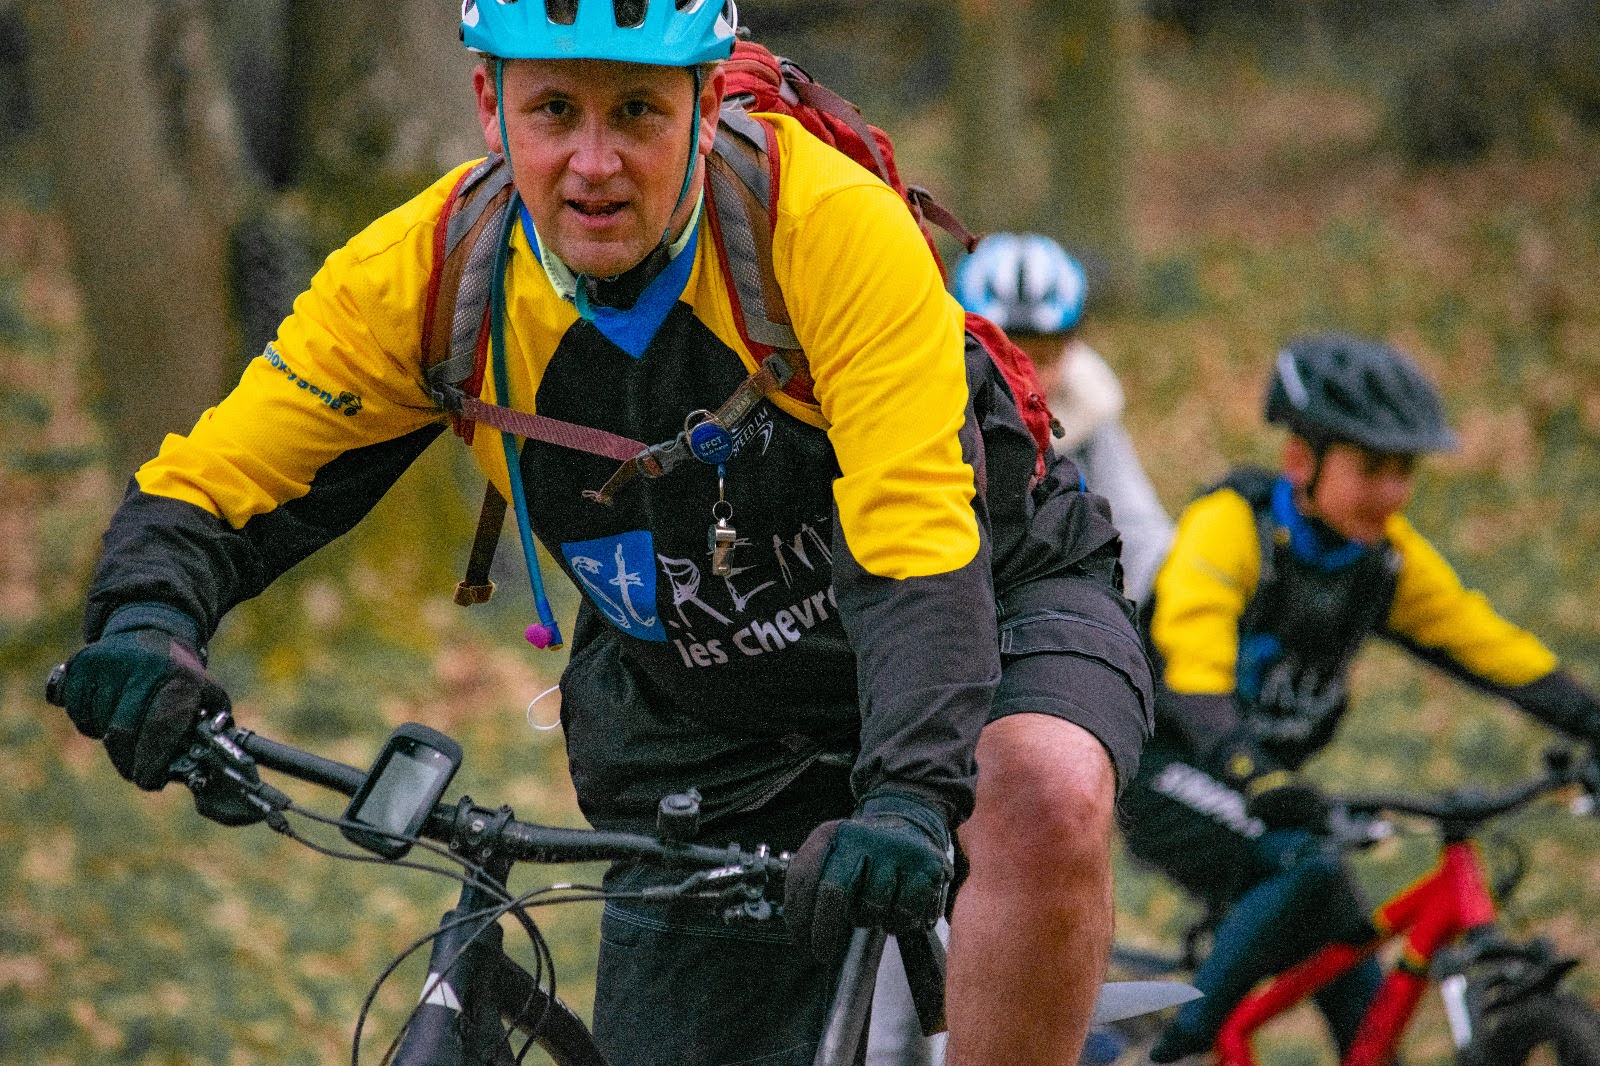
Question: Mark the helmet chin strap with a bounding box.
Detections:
[1304,439,1327,504]
[482,59,704,648]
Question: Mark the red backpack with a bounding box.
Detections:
[712,42,1059,461]
[423,42,1062,605]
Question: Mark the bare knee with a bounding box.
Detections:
[960,714,1116,890]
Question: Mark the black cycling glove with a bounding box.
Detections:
[62,603,229,791]
[784,791,953,964]
[1210,731,1329,833]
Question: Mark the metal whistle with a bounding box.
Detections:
[709,516,737,578]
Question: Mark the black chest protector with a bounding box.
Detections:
[1223,467,1402,768]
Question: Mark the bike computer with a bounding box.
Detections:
[340,724,463,859]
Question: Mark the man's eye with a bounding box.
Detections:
[621,100,651,119]
[542,99,571,117]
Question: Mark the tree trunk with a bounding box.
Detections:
[949,0,1040,235]
[21,0,242,478]
[20,0,478,480]
[1040,0,1135,293]
[950,0,1134,295]
[285,0,478,212]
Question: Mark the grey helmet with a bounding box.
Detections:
[1265,333,1457,454]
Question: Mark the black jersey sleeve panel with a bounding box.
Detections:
[1506,669,1600,739]
[832,370,1000,827]
[86,485,265,642]
[834,528,999,827]
[1381,633,1600,739]
[86,423,445,642]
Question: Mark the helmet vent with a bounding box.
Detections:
[1275,350,1310,410]
[544,0,578,25]
[614,0,647,28]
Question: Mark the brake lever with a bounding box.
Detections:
[1573,753,1600,817]
[173,712,294,822]
[639,849,787,924]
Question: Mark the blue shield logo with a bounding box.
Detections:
[561,530,666,642]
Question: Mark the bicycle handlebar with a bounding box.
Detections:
[1334,744,1600,837]
[44,655,789,884]
[45,666,965,1063]
[213,713,790,878]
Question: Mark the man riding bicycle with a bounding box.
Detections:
[55,1,1152,1063]
[1123,333,1600,1062]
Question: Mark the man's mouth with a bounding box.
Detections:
[568,199,626,218]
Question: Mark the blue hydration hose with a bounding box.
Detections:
[488,193,563,650]
[484,60,704,648]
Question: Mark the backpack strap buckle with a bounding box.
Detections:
[581,352,798,506]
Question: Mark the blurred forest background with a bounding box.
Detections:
[3,0,1600,1062]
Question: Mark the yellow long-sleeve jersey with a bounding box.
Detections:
[86,115,1124,831]
[1143,467,1591,767]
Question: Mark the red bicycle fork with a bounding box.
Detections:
[1215,841,1498,1066]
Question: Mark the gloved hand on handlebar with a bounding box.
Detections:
[1210,732,1330,833]
[60,603,230,791]
[784,790,953,964]
[1246,772,1330,832]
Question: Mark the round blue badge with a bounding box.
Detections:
[687,419,735,465]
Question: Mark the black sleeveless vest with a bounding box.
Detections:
[1181,467,1402,768]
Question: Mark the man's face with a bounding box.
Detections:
[475,58,723,279]
[1287,438,1417,544]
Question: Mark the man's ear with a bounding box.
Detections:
[1282,435,1315,491]
[697,65,727,157]
[474,62,504,155]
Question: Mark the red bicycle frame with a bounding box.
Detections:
[1215,840,1498,1066]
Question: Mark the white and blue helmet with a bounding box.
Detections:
[954,233,1088,336]
[462,0,738,66]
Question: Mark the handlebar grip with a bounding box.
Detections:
[45,662,67,708]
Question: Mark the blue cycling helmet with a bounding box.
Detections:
[954,233,1088,336]
[462,0,738,66]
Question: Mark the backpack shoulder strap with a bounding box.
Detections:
[418,158,516,606]
[1212,465,1279,511]
[422,155,517,445]
[705,108,817,405]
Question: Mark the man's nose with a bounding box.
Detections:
[568,122,624,182]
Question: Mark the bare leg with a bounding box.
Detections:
[944,713,1117,1065]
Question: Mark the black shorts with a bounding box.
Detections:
[590,574,1153,1065]
[992,573,1154,792]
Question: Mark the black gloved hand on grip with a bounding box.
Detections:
[1245,771,1330,832]
[784,791,953,964]
[1209,730,1329,833]
[60,603,230,791]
